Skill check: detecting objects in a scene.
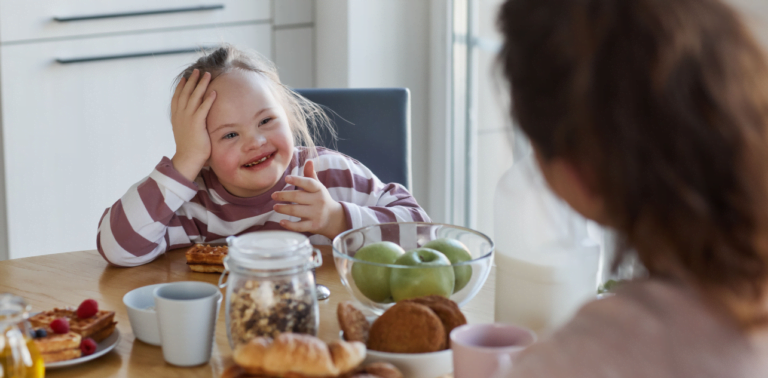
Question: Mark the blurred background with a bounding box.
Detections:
[0,0,765,262]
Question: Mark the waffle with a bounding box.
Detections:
[189,264,226,273]
[33,331,83,363]
[33,331,81,353]
[30,308,116,340]
[186,244,227,273]
[41,348,82,363]
[89,321,117,343]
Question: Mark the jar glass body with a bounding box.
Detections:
[221,231,321,349]
[0,293,45,378]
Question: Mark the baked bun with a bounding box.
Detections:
[338,301,370,343]
[234,333,366,377]
[403,295,467,347]
[367,302,446,353]
[356,362,404,378]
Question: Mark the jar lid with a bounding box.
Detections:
[226,231,313,270]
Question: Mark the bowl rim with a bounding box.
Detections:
[123,283,222,313]
[366,347,453,358]
[332,222,494,269]
[123,283,165,314]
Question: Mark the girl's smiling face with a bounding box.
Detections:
[205,69,294,197]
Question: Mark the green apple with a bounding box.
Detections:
[390,248,455,301]
[422,238,473,293]
[351,241,406,303]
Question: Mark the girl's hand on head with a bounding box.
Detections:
[171,69,217,182]
[271,160,349,239]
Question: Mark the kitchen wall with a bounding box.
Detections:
[315,0,442,222]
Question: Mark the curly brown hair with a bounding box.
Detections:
[498,0,768,327]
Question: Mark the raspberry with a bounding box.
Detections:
[80,338,97,356]
[77,299,99,319]
[50,318,69,334]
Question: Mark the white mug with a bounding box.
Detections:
[153,281,220,366]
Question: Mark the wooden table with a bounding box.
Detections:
[0,246,495,377]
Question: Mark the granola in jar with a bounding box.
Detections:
[229,277,317,346]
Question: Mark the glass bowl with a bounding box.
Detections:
[332,222,494,314]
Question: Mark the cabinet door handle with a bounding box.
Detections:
[53,5,225,22]
[56,47,215,64]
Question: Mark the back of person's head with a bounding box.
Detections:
[174,44,334,154]
[498,0,768,327]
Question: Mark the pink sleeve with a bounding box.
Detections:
[96,157,199,267]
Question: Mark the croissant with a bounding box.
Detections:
[234,333,366,377]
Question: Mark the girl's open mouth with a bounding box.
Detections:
[242,152,275,168]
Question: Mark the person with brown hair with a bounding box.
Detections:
[497,0,768,376]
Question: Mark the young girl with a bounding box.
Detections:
[497,0,768,376]
[97,45,429,267]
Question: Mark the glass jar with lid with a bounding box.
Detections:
[219,231,322,349]
[0,293,45,378]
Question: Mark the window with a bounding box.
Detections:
[449,0,512,238]
[450,0,612,283]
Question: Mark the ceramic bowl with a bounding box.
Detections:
[365,348,453,378]
[123,283,222,346]
[333,222,494,315]
[340,330,453,378]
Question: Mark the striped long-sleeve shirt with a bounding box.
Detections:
[97,147,430,267]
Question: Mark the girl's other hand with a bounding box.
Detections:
[171,69,217,181]
[271,160,349,239]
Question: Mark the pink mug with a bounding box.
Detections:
[451,323,537,378]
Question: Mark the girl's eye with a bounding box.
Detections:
[259,117,273,126]
[223,132,238,139]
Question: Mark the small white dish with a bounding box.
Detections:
[340,330,453,378]
[45,328,121,369]
[123,283,165,345]
[123,283,223,346]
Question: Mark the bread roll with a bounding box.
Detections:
[234,333,366,377]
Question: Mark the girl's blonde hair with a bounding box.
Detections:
[174,44,335,155]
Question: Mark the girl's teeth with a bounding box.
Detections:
[244,154,271,167]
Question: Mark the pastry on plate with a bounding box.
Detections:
[339,296,468,353]
[30,308,116,342]
[233,333,366,377]
[338,301,370,343]
[367,301,446,353]
[402,295,467,347]
[33,331,82,363]
[186,244,228,273]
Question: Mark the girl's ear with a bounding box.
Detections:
[534,148,607,224]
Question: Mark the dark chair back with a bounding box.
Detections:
[295,88,412,190]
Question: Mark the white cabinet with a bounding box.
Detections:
[1,24,271,259]
[274,0,313,26]
[0,1,317,260]
[0,0,270,42]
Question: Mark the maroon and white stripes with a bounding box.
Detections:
[96,147,430,267]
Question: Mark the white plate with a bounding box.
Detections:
[45,328,121,369]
